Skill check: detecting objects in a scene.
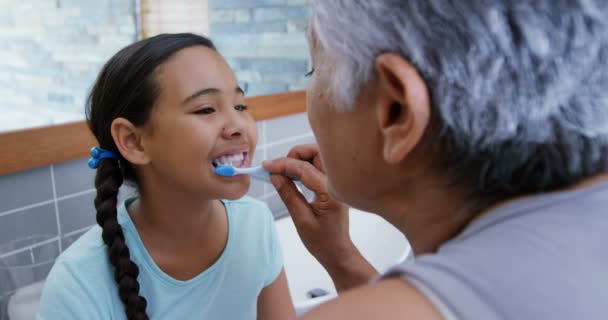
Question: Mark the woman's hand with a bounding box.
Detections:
[263,144,377,291]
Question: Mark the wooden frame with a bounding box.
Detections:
[0,90,306,176]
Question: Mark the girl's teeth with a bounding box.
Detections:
[214,152,247,167]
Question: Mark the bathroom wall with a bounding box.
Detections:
[0,113,315,296]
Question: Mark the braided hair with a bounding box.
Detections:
[85,33,216,320]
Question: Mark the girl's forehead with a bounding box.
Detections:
[155,47,238,102]
[162,46,232,82]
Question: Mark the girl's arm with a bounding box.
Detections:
[257,268,296,320]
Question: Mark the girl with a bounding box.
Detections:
[37,33,295,319]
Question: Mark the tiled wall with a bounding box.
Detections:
[0,113,315,298]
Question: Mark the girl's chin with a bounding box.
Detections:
[222,192,248,201]
[219,184,250,200]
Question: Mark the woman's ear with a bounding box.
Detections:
[374,53,431,165]
[110,118,151,165]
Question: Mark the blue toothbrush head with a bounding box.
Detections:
[215,165,237,177]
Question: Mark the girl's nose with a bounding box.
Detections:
[221,112,246,139]
[222,125,242,139]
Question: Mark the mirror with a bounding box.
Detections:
[0,0,312,134]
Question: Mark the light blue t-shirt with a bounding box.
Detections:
[37,196,283,319]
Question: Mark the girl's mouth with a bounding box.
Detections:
[212,151,250,169]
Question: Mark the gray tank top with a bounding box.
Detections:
[382,182,608,320]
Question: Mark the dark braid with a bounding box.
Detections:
[94,159,148,320]
[86,33,216,319]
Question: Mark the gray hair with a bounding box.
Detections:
[311,0,608,198]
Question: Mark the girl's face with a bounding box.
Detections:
[140,46,258,200]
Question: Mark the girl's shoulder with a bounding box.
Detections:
[46,226,115,294]
[38,227,116,319]
[48,226,114,288]
[58,225,107,263]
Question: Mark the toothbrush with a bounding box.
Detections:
[215,165,300,183]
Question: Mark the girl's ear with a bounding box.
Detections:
[111,118,151,165]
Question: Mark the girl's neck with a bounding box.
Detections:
[126,185,230,282]
[128,186,223,243]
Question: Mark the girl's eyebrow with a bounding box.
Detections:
[182,87,245,105]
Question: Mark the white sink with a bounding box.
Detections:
[275,208,411,316]
[5,281,44,320]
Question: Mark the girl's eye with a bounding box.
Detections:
[305,68,315,77]
[194,107,215,115]
[234,104,248,112]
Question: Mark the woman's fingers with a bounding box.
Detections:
[263,157,327,195]
[269,175,315,226]
[286,144,324,172]
[265,154,330,230]
[286,144,319,160]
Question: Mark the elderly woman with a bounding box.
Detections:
[263,1,608,319]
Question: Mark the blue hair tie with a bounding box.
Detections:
[88,147,120,169]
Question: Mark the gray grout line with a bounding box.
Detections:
[0,199,55,218]
[63,225,93,238]
[0,236,60,259]
[263,121,269,197]
[0,225,93,259]
[50,165,63,252]
[262,121,268,151]
[255,145,266,156]
[0,189,96,218]
[263,132,314,149]
[56,188,96,202]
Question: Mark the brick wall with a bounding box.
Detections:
[0,0,313,133]
[209,0,312,96]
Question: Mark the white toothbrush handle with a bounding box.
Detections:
[246,166,272,182]
[238,166,300,183]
